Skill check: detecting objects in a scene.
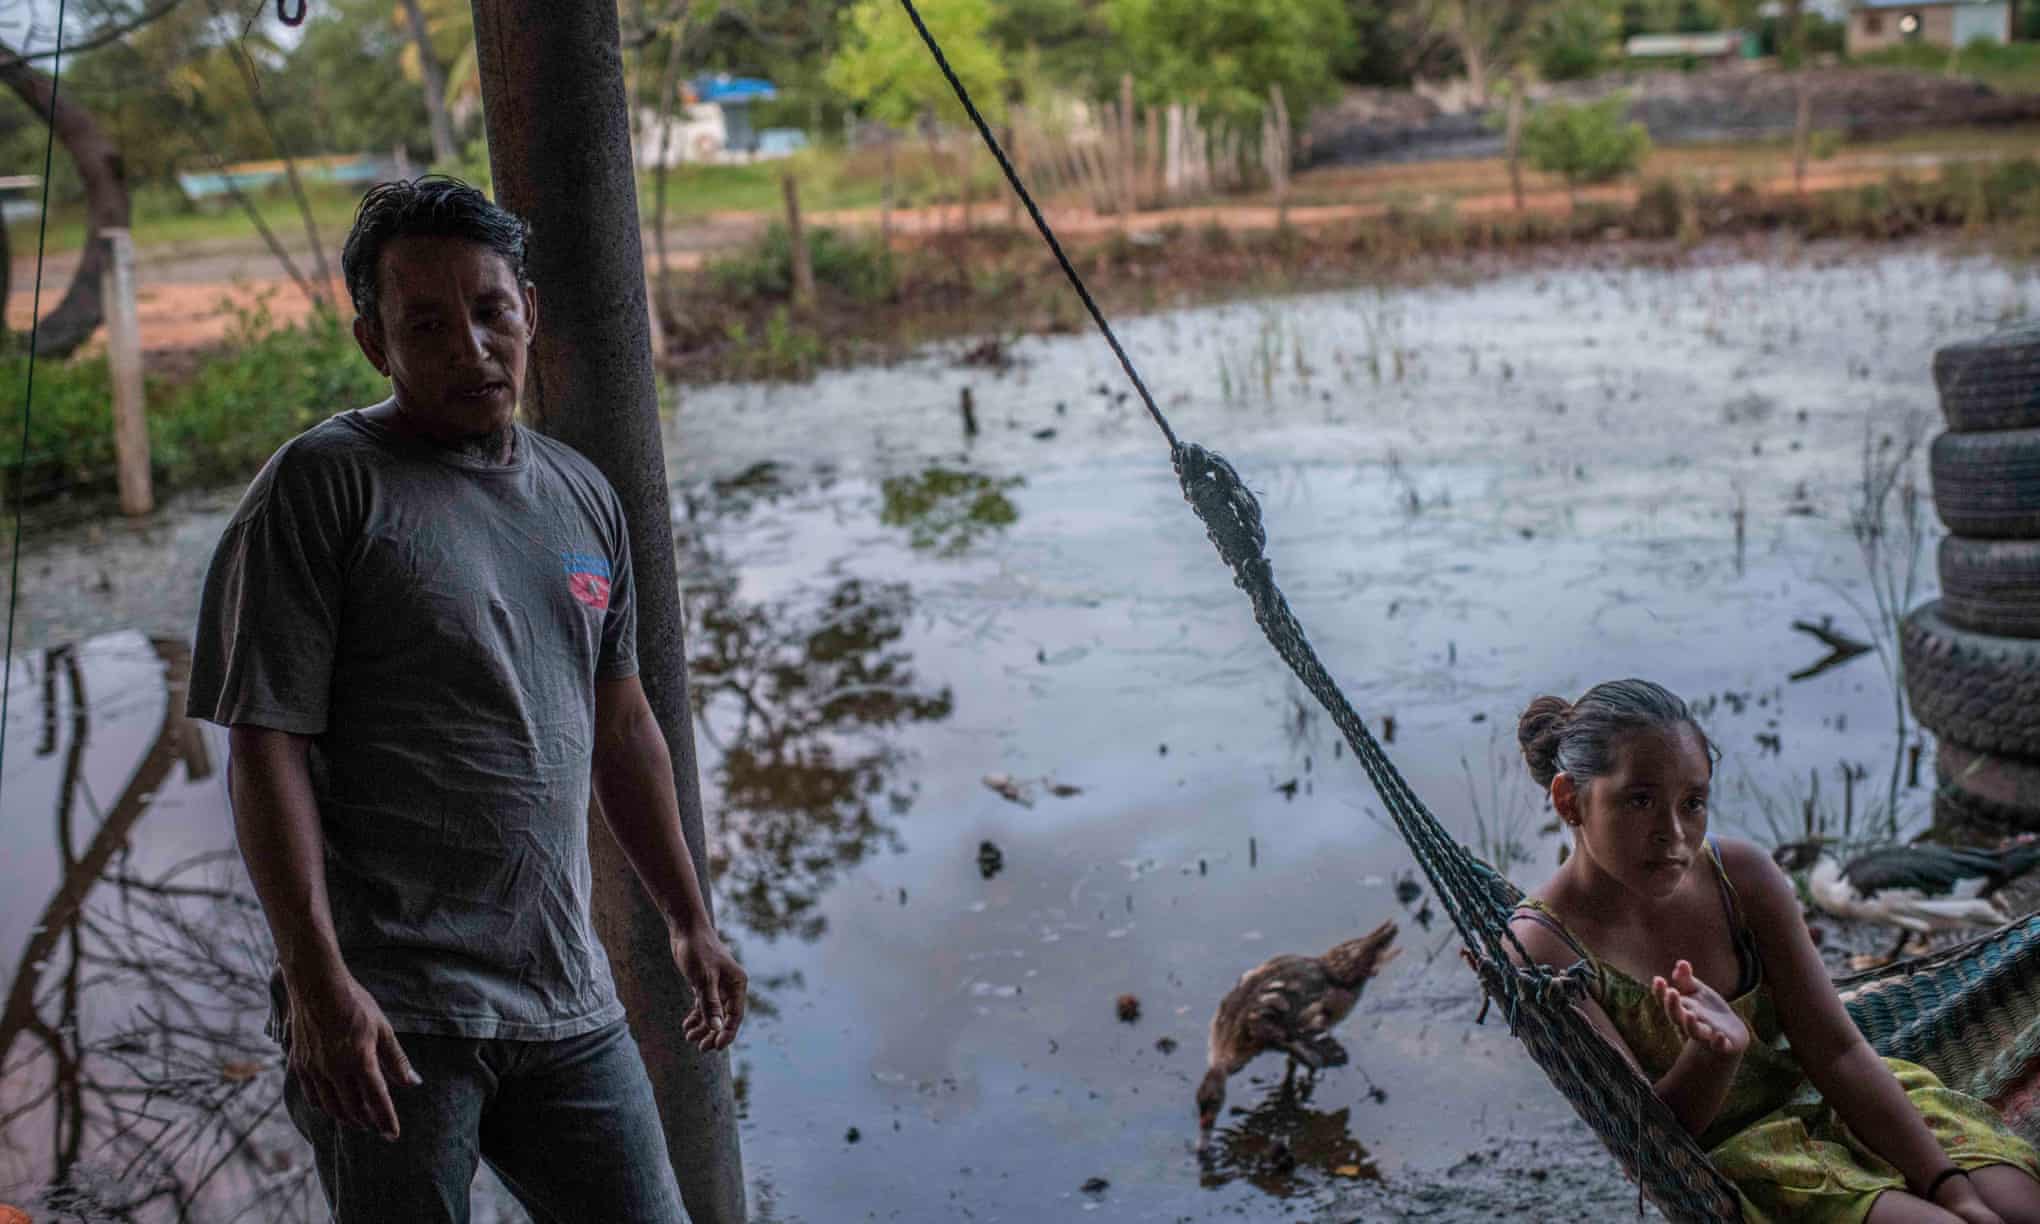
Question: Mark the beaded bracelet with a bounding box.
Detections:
[1924,1166,1971,1203]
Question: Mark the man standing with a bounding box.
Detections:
[188,176,743,1222]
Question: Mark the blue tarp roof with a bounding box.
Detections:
[693,75,777,105]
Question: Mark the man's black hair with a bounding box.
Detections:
[341,175,530,329]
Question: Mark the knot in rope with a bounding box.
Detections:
[277,0,307,26]
[1173,442,1268,578]
[1525,962,1595,1013]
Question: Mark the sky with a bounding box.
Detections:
[0,0,307,58]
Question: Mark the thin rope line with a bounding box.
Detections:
[0,0,68,782]
[893,0,1177,453]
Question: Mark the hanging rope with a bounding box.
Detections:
[890,0,1175,453]
[0,0,69,784]
[891,0,1523,972]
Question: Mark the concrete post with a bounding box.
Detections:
[99,228,150,517]
[466,4,745,1221]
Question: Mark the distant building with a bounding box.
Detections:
[0,174,40,223]
[1846,1,2014,54]
[635,76,789,166]
[692,75,779,156]
[175,154,402,202]
[1625,29,1761,61]
[634,102,729,168]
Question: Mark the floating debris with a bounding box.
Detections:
[845,1126,861,1144]
[220,1060,263,1083]
[978,841,1005,880]
[1155,1036,1178,1055]
[1081,1177,1110,1196]
[982,773,1033,807]
[1116,994,1141,1023]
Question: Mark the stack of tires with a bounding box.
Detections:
[1902,321,2040,832]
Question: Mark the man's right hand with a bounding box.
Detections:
[286,966,421,1141]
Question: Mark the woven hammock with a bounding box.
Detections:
[890,6,2040,1218]
[1175,444,2040,1221]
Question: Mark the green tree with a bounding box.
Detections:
[290,0,436,158]
[988,0,1125,94]
[1532,0,1620,81]
[1107,0,1354,126]
[1520,91,1651,204]
[1341,0,1449,86]
[1402,0,1565,105]
[826,0,1009,126]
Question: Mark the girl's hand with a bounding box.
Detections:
[1934,1171,2006,1224]
[1650,960,1750,1058]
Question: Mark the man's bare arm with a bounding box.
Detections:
[590,675,747,1050]
[229,726,417,1139]
[229,727,345,986]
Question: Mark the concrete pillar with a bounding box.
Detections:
[466,4,745,1221]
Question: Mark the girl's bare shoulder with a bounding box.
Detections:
[1506,885,1587,971]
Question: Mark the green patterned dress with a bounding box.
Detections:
[1516,842,2040,1222]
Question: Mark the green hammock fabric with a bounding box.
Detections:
[890,8,2040,1219]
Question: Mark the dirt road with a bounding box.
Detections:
[0,150,1998,357]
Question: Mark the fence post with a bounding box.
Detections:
[1505,83,1526,211]
[1175,101,1191,201]
[1268,85,1292,227]
[782,174,815,313]
[1119,74,1137,216]
[1144,106,1160,207]
[99,227,151,517]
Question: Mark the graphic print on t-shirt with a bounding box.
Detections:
[560,549,613,611]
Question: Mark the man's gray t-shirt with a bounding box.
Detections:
[188,405,638,1040]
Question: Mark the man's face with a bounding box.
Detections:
[353,234,537,442]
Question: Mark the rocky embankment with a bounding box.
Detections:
[1307,64,2040,167]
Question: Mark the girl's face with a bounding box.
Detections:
[1555,724,1712,901]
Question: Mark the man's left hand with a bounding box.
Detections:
[670,924,746,1051]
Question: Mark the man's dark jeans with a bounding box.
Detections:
[284,1018,687,1223]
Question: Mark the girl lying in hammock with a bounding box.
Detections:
[1506,679,2040,1224]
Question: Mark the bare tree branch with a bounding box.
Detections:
[0,0,197,68]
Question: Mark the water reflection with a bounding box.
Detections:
[680,472,956,943]
[0,639,316,1222]
[878,467,1022,556]
[1199,1082,1385,1197]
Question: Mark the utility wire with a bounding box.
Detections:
[1,0,69,785]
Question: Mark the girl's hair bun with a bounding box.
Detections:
[1517,696,1572,789]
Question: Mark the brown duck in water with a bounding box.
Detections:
[1195,920,1400,1151]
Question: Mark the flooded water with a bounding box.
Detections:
[2,242,2035,1222]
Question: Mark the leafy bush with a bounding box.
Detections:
[152,300,387,489]
[1521,93,1653,200]
[721,307,827,382]
[0,347,117,503]
[711,224,896,304]
[0,296,385,505]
